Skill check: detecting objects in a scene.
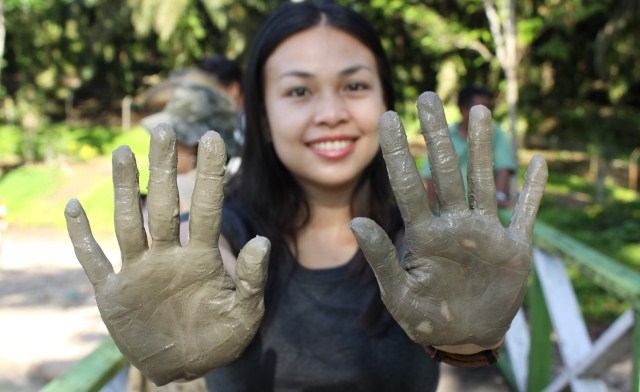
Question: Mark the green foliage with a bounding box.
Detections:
[0,125,150,235]
[0,126,23,162]
[0,165,67,229]
[0,124,146,163]
[539,199,640,270]
[4,0,639,157]
[534,166,640,322]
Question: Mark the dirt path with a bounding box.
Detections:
[0,227,120,392]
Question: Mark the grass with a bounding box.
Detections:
[0,126,150,237]
[0,165,66,227]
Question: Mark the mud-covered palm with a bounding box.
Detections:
[351,92,547,348]
[65,126,270,385]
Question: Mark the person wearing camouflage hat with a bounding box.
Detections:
[140,79,239,157]
[139,78,238,246]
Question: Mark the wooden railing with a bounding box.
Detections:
[42,214,639,392]
[40,336,127,392]
[498,210,640,392]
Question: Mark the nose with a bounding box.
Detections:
[313,92,348,127]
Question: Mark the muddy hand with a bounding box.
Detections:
[351,92,547,348]
[65,125,270,385]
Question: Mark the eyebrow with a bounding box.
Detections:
[278,64,374,80]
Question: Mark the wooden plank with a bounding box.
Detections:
[493,212,640,391]
[535,249,592,366]
[41,337,128,392]
[583,310,634,377]
[534,249,608,392]
[533,222,640,307]
[528,266,553,392]
[504,308,529,392]
[544,310,633,391]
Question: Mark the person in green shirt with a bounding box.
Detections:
[420,86,517,210]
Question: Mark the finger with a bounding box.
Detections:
[65,199,114,286]
[509,155,548,240]
[112,146,148,261]
[147,124,180,246]
[350,217,408,299]
[379,111,433,227]
[466,105,498,219]
[234,236,271,307]
[188,131,227,247]
[417,92,467,214]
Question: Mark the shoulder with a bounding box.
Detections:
[491,124,512,150]
[492,123,509,138]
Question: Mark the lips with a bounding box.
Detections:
[309,139,353,151]
[308,137,356,159]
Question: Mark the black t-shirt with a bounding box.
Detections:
[205,205,439,392]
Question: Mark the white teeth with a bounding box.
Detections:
[310,140,353,150]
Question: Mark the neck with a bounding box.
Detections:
[296,178,359,224]
[291,180,361,269]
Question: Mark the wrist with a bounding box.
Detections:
[424,338,504,367]
[433,337,504,355]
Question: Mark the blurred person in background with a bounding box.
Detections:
[140,70,237,245]
[199,55,245,176]
[420,86,517,211]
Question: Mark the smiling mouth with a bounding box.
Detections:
[308,139,354,151]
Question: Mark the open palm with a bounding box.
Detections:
[65,127,270,385]
[351,92,547,348]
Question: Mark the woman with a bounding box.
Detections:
[208,2,436,390]
[64,2,547,391]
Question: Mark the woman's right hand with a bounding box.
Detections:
[65,125,270,386]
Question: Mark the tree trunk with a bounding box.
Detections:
[483,0,519,155]
[484,0,520,199]
[502,0,519,158]
[0,0,5,87]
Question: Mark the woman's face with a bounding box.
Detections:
[263,25,386,193]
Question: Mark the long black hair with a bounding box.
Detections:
[225,1,402,335]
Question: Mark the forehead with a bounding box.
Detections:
[265,25,377,74]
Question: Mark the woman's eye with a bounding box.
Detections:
[346,82,369,91]
[287,87,309,97]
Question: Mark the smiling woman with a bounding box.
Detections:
[64,2,547,392]
[263,26,385,192]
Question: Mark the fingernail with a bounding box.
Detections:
[65,199,81,218]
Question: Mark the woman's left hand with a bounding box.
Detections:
[350,92,547,349]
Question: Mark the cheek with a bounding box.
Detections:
[264,101,303,165]
[355,100,385,141]
[266,103,298,144]
[361,130,381,163]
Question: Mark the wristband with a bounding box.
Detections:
[424,345,500,367]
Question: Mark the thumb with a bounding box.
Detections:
[234,236,271,308]
[350,217,407,299]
